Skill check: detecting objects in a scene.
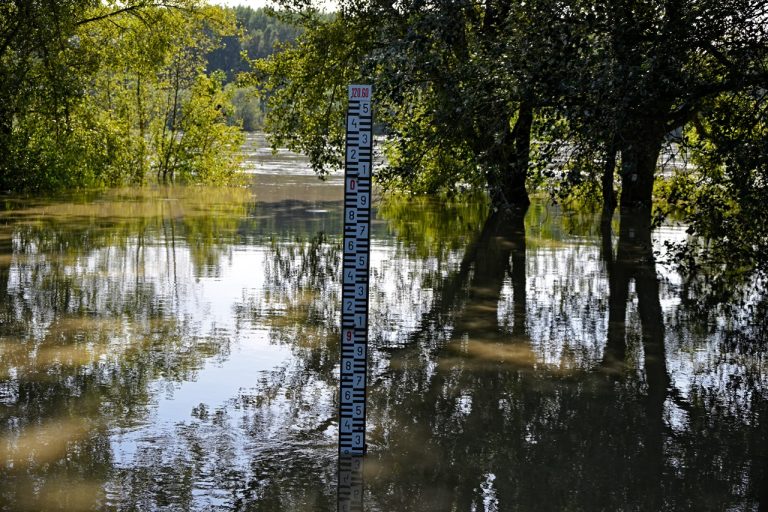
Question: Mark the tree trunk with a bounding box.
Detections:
[601,216,630,372]
[631,211,669,511]
[602,138,618,213]
[454,209,527,337]
[487,101,532,211]
[618,123,666,212]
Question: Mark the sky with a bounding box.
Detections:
[211,0,338,11]
[213,0,273,7]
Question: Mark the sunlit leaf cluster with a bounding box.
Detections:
[0,1,244,191]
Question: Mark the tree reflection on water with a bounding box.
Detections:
[0,187,765,511]
[363,199,766,511]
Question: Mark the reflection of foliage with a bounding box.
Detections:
[359,210,767,511]
[377,193,489,260]
[378,194,609,261]
[524,199,610,246]
[0,186,251,279]
[1,189,766,510]
[675,271,768,352]
[237,233,342,384]
[0,186,252,508]
[111,405,337,510]
[0,311,228,509]
[120,234,346,509]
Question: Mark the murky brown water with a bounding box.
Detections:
[0,136,766,511]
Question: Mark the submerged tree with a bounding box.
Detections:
[561,0,768,217]
[254,0,583,210]
[254,0,768,273]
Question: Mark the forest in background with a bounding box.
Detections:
[206,6,304,131]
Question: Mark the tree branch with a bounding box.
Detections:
[700,40,740,75]
[664,70,768,132]
[75,5,145,26]
[75,2,195,27]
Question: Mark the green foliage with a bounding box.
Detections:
[0,1,245,192]
[249,12,369,177]
[164,73,245,184]
[252,0,768,275]
[376,96,481,196]
[226,85,266,131]
[377,192,490,259]
[205,6,309,132]
[206,6,304,82]
[556,0,768,210]
[82,3,244,186]
[359,0,561,206]
[660,86,768,276]
[252,0,570,205]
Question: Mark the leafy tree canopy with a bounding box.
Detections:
[252,0,768,275]
[0,0,244,191]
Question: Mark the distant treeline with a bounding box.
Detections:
[207,7,303,82]
[207,7,305,131]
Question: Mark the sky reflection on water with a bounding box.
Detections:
[0,148,766,510]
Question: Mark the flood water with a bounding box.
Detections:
[0,135,766,511]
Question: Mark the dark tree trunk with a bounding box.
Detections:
[625,209,670,403]
[453,209,526,337]
[618,121,666,212]
[602,138,618,213]
[600,210,669,506]
[509,100,533,205]
[508,212,527,338]
[630,211,669,510]
[487,101,532,211]
[601,216,630,372]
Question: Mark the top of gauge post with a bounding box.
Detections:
[349,85,371,99]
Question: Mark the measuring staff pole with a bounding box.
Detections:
[338,84,373,457]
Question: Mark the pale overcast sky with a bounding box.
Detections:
[211,0,338,11]
[213,0,273,8]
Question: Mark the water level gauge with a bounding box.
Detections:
[339,84,373,456]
